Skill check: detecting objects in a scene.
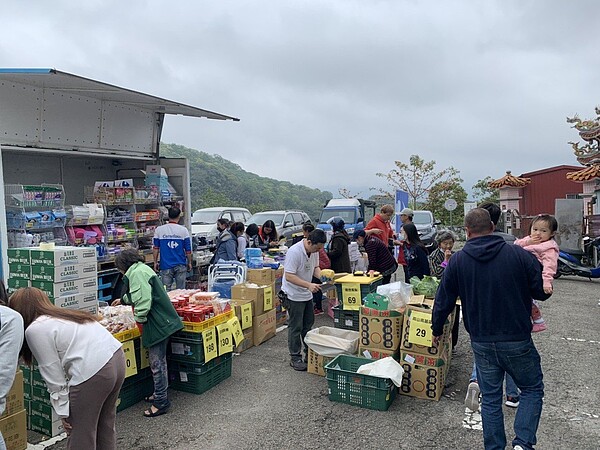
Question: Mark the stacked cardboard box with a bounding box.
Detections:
[246,267,286,327]
[358,306,403,362]
[0,371,27,450]
[7,247,99,314]
[30,247,98,314]
[7,247,100,437]
[399,296,455,401]
[231,282,276,347]
[230,299,254,353]
[23,363,65,437]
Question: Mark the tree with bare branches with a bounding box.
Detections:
[374,155,460,208]
[338,187,361,199]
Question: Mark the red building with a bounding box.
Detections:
[519,165,583,216]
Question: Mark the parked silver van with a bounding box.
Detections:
[191,207,251,244]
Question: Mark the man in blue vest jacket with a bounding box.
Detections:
[432,208,550,450]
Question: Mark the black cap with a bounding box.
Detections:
[353,229,366,240]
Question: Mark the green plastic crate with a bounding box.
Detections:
[117,376,154,412]
[168,332,205,364]
[332,306,360,331]
[169,354,232,395]
[325,354,396,411]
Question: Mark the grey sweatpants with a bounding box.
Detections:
[67,348,126,450]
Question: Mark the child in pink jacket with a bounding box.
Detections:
[515,214,559,332]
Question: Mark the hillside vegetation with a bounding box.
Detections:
[160,143,333,220]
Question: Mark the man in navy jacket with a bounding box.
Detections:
[432,208,550,450]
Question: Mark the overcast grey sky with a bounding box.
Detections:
[3,0,599,198]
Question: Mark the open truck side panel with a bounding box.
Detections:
[0,68,237,279]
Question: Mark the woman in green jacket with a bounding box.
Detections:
[114,249,183,417]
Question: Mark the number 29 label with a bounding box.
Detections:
[408,311,433,346]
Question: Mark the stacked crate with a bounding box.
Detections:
[398,296,455,401]
[116,335,154,412]
[167,311,237,394]
[332,274,383,331]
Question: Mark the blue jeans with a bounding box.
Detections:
[471,339,544,450]
[148,339,170,410]
[471,362,519,397]
[160,265,187,290]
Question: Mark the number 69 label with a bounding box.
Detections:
[408,311,433,346]
[342,283,361,311]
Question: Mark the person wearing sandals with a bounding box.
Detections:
[9,287,124,450]
[114,249,183,417]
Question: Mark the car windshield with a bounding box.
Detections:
[192,211,221,225]
[413,212,432,225]
[319,209,356,224]
[247,213,285,226]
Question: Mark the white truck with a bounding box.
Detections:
[0,68,237,278]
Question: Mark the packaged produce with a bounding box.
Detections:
[98,305,136,334]
[409,276,441,298]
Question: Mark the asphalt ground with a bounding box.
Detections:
[32,273,600,450]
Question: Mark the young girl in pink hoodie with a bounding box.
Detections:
[515,214,559,332]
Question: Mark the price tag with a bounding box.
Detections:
[241,303,253,330]
[408,311,433,346]
[216,322,233,355]
[263,285,273,311]
[342,283,361,311]
[202,328,218,363]
[139,346,149,370]
[228,317,244,347]
[122,340,138,378]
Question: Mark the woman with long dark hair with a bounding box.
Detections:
[401,222,431,280]
[9,287,124,450]
[258,220,279,250]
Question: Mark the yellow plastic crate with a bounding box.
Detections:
[113,327,141,342]
[182,310,234,333]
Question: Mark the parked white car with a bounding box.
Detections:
[191,207,251,244]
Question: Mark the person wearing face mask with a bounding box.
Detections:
[212,218,238,263]
[281,228,328,371]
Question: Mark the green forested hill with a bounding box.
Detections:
[160,143,332,220]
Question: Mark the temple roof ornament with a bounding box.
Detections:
[488,171,531,188]
[567,107,600,166]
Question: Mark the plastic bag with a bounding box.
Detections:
[304,326,360,357]
[356,356,405,387]
[376,281,412,311]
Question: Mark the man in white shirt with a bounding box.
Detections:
[282,229,327,371]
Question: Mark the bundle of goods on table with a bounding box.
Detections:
[315,273,454,411]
